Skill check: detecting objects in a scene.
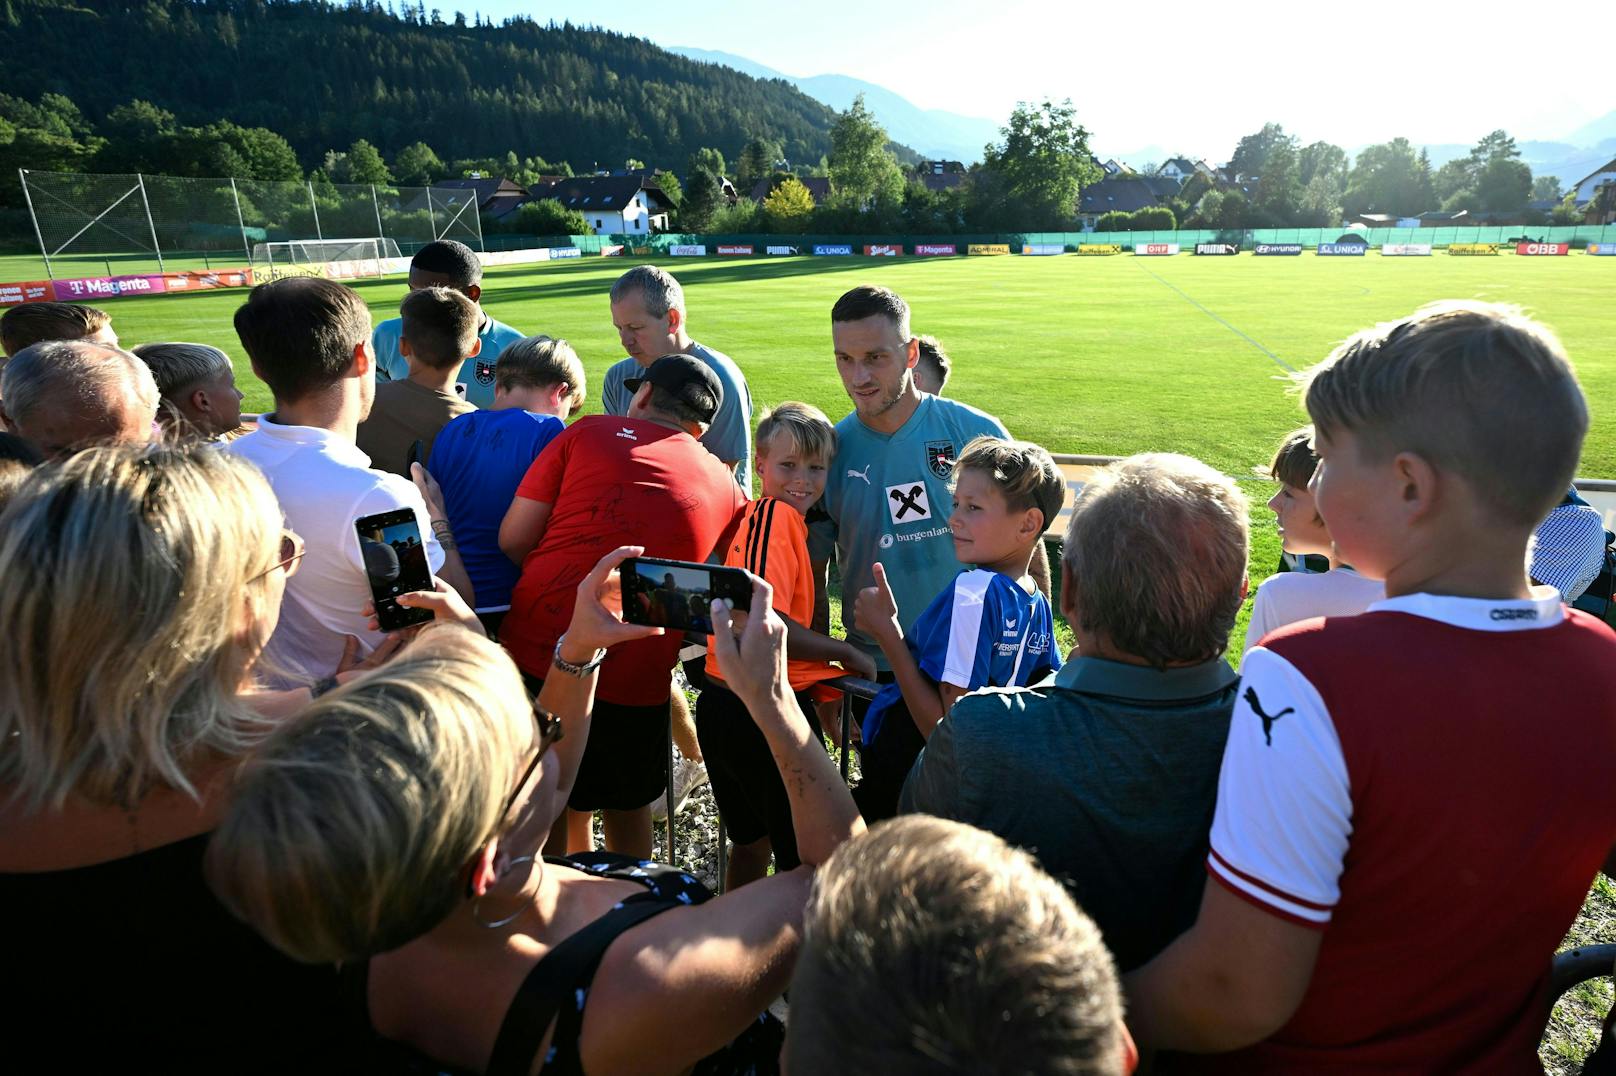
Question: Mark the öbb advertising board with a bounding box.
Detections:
[813,244,854,255]
[765,245,799,255]
[1317,243,1367,256]
[716,245,754,255]
[1589,244,1616,255]
[1194,243,1238,255]
[1022,244,1064,256]
[669,244,706,257]
[967,243,1011,255]
[1076,244,1122,255]
[1135,243,1179,255]
[864,245,903,256]
[1448,244,1498,255]
[1516,242,1569,256]
[914,243,957,256]
[1380,243,1432,256]
[1254,243,1303,255]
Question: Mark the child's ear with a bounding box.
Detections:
[1394,451,1439,521]
[1021,506,1044,541]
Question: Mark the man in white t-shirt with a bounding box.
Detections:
[228,277,473,684]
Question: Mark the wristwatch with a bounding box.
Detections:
[552,635,606,678]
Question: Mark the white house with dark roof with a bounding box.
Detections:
[527,175,674,234]
[1571,158,1616,206]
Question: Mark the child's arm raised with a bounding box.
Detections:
[853,562,955,737]
[778,614,878,680]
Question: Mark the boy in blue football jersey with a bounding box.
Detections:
[852,436,1065,821]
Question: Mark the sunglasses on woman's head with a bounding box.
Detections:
[250,530,306,582]
[497,704,564,822]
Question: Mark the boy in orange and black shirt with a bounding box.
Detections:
[699,402,876,888]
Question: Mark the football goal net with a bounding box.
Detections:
[250,237,401,279]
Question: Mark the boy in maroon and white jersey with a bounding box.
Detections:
[1126,301,1616,1073]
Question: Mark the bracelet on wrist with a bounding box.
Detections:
[552,635,606,678]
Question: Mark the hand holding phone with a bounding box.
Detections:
[619,556,753,635]
[355,509,436,631]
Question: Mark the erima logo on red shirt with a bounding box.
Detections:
[1489,608,1538,621]
[616,427,638,441]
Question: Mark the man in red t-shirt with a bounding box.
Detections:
[500,354,746,857]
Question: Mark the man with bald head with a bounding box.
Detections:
[0,339,157,458]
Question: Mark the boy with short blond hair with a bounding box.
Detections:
[852,435,1064,820]
[698,401,874,887]
[1127,301,1616,1071]
[355,285,479,476]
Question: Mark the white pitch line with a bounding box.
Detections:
[1131,261,1296,373]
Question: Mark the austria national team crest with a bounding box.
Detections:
[475,359,497,385]
[925,440,957,479]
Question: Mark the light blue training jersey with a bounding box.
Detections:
[600,339,753,491]
[809,393,1008,668]
[372,312,526,410]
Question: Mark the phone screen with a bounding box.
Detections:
[620,557,752,634]
[354,509,435,631]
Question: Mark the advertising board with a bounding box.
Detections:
[967,243,1011,255]
[864,244,903,256]
[914,243,957,255]
[1076,244,1122,255]
[1194,243,1238,255]
[669,244,706,256]
[549,246,582,259]
[52,273,168,299]
[1135,243,1179,255]
[1380,243,1432,256]
[1516,242,1569,256]
[1317,243,1367,256]
[1021,244,1064,255]
[1254,243,1303,255]
[0,280,54,306]
[599,244,624,256]
[716,245,754,255]
[813,244,854,255]
[1447,244,1498,255]
[1588,244,1616,255]
[162,268,253,291]
[631,246,653,255]
[765,245,799,255]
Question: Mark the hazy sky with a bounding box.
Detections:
[463,0,1607,158]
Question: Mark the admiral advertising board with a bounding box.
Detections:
[716,245,754,255]
[1516,242,1569,256]
[1317,243,1367,256]
[1447,244,1498,255]
[1076,244,1122,255]
[1022,244,1064,256]
[1380,243,1432,256]
[669,244,706,256]
[1254,243,1303,255]
[549,247,582,259]
[1194,243,1238,255]
[864,244,903,256]
[1588,244,1616,255]
[914,243,957,255]
[813,244,854,255]
[1135,243,1180,255]
[967,243,1011,255]
[765,245,799,255]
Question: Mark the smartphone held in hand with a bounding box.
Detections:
[619,556,752,634]
[355,509,435,631]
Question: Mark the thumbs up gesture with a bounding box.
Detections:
[853,561,902,646]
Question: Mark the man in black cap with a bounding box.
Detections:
[499,354,748,857]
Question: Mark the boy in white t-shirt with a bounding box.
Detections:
[1242,426,1383,654]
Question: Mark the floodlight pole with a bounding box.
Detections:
[136,174,165,272]
[474,192,486,252]
[308,182,324,241]
[19,169,53,280]
[230,177,251,265]
[371,183,385,242]
[426,186,437,240]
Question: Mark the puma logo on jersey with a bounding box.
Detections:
[616,427,638,441]
[847,464,872,485]
[1244,686,1294,747]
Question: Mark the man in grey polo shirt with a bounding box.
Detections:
[902,453,1249,973]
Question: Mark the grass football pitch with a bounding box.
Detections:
[70,252,1616,1067]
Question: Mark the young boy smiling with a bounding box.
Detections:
[852,436,1065,821]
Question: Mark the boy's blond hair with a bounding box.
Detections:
[955,435,1065,533]
[755,400,835,463]
[1303,301,1585,527]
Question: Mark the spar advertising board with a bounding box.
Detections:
[1317,243,1367,256]
[864,244,903,256]
[914,243,957,255]
[1254,243,1302,255]
[1516,242,1569,256]
[1135,243,1179,256]
[1022,244,1064,255]
[1380,243,1432,256]
[813,244,853,255]
[1448,244,1498,255]
[1076,244,1122,255]
[1589,244,1616,255]
[1194,243,1238,255]
[968,243,1011,255]
[669,244,706,256]
[716,245,754,255]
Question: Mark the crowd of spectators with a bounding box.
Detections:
[0,238,1612,1074]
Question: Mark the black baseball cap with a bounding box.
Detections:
[624,354,723,423]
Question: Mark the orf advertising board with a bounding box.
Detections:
[1254,243,1302,255]
[1022,244,1064,255]
[1516,242,1569,256]
[1317,243,1367,256]
[1135,243,1179,256]
[669,244,707,256]
[765,245,799,255]
[0,280,53,306]
[1194,243,1238,255]
[813,244,854,255]
[864,244,903,256]
[914,243,957,256]
[1380,243,1432,256]
[1076,244,1122,255]
[968,243,1011,255]
[1448,244,1498,255]
[716,245,754,255]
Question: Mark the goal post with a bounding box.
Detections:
[249,237,401,280]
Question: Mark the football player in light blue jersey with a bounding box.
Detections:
[371,240,526,409]
[809,285,1049,677]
